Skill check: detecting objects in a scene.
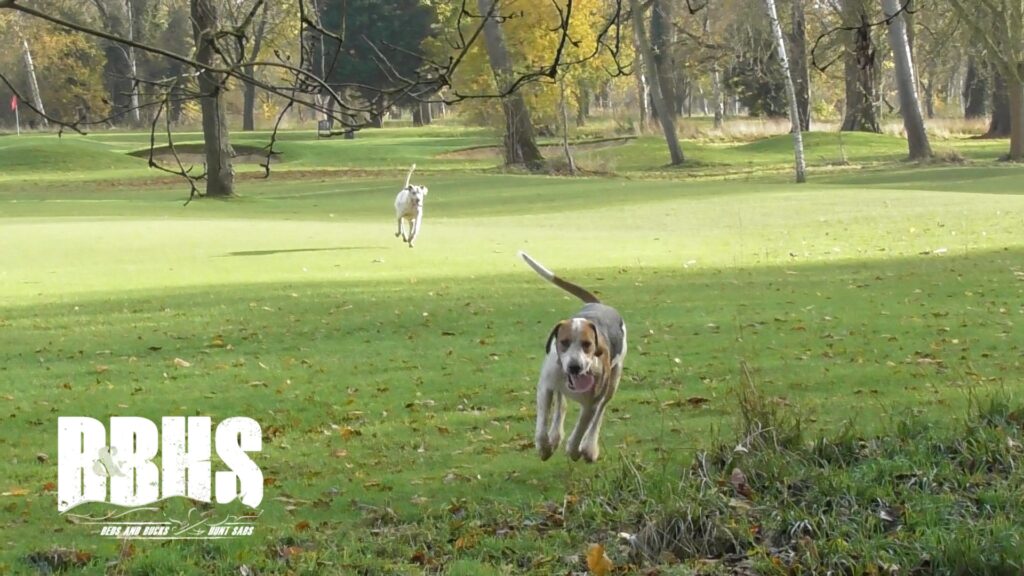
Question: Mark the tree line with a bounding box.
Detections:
[0,1,1020,198]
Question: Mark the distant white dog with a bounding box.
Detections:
[394,164,428,247]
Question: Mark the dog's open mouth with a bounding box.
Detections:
[567,372,596,393]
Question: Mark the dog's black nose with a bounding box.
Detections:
[568,362,583,375]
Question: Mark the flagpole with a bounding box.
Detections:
[14,103,19,136]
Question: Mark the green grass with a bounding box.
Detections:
[0,125,1023,573]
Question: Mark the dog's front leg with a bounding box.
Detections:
[546,391,565,453]
[579,366,622,463]
[396,216,405,240]
[535,384,556,461]
[408,211,422,247]
[566,403,598,461]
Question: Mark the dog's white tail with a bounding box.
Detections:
[518,251,600,304]
[404,163,417,188]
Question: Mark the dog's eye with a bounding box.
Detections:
[559,339,571,349]
[582,342,592,351]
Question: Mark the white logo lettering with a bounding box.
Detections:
[57,417,262,512]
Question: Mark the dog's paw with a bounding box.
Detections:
[536,439,554,461]
[394,232,401,237]
[566,446,583,461]
[547,433,561,452]
[581,444,600,463]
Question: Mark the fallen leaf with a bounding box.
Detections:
[340,426,362,439]
[730,468,754,499]
[173,358,192,368]
[36,453,49,463]
[410,549,433,566]
[294,520,310,532]
[586,543,613,576]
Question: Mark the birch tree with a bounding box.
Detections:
[763,0,806,183]
[790,0,810,130]
[13,15,45,126]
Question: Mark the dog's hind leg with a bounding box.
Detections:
[395,216,404,239]
[578,366,622,463]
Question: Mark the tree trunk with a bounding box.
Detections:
[243,0,267,131]
[650,0,677,115]
[125,0,140,125]
[1009,72,1024,161]
[630,0,684,165]
[923,79,934,119]
[763,0,806,183]
[986,72,1012,137]
[477,0,545,171]
[17,33,47,126]
[790,0,810,130]
[560,78,577,175]
[191,0,234,198]
[841,2,880,132]
[963,57,988,118]
[633,46,649,133]
[712,64,724,128]
[576,81,589,126]
[882,0,931,159]
[243,68,257,131]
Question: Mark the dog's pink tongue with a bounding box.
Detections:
[571,373,595,393]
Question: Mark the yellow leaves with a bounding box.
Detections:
[586,543,613,576]
[448,0,620,126]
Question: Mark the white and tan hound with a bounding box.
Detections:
[394,163,428,247]
[519,251,627,463]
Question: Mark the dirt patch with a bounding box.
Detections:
[438,136,635,160]
[147,151,276,166]
[129,143,278,166]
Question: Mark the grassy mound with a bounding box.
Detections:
[0,135,145,175]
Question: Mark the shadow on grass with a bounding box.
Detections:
[221,246,385,257]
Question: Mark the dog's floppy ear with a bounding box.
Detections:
[587,320,605,356]
[546,321,566,354]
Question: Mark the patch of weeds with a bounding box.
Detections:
[614,364,1024,575]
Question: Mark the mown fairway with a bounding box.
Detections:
[1,127,1023,574]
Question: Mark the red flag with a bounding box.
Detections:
[9,95,16,111]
